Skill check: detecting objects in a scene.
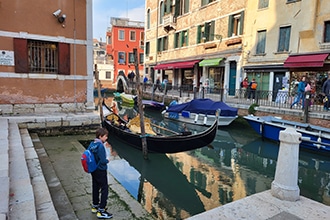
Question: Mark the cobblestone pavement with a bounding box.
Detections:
[33,133,154,220]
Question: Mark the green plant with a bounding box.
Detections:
[248,103,259,115]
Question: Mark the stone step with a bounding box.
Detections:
[8,121,36,220]
[20,129,59,220]
[0,119,9,220]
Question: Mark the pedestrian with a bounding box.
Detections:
[247,78,257,101]
[90,127,113,219]
[290,76,306,109]
[322,72,330,111]
[153,77,162,92]
[143,75,148,91]
[241,76,249,98]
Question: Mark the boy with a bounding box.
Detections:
[89,127,113,219]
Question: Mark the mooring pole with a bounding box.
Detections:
[133,48,148,159]
[95,64,104,123]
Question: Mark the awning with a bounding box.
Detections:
[199,58,223,67]
[154,59,201,70]
[283,53,329,68]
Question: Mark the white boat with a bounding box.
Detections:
[162,98,238,126]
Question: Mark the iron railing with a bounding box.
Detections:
[127,82,327,113]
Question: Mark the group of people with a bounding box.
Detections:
[240,77,258,101]
[240,73,330,111]
[290,73,330,111]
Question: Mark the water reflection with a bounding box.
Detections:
[104,100,330,219]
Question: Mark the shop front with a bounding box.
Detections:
[284,52,330,106]
[154,59,201,91]
[199,58,225,93]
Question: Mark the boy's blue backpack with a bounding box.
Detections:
[81,142,99,173]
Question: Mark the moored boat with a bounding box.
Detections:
[102,102,217,153]
[162,98,238,126]
[244,115,330,154]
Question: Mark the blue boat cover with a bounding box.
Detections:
[166,99,238,116]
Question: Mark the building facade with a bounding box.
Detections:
[145,0,246,95]
[106,17,145,91]
[243,0,330,104]
[0,0,94,114]
[93,39,114,89]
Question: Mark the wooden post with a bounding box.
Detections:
[95,64,104,122]
[133,48,148,159]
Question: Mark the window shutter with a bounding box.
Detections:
[228,15,233,37]
[174,33,178,48]
[186,30,189,46]
[58,43,70,75]
[210,21,215,41]
[174,0,180,17]
[197,25,201,43]
[240,11,245,35]
[14,38,28,73]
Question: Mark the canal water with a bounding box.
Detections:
[102,103,330,220]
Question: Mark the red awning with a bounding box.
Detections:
[154,60,201,70]
[284,53,329,68]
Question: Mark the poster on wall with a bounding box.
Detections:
[0,50,14,66]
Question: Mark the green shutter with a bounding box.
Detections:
[210,21,215,41]
[197,25,201,43]
[174,0,180,17]
[186,30,189,46]
[228,15,233,37]
[240,11,245,35]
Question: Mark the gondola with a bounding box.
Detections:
[102,102,217,153]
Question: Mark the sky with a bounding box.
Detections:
[93,0,145,41]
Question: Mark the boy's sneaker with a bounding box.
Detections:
[91,204,99,213]
[97,209,113,219]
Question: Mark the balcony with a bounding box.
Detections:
[163,14,176,32]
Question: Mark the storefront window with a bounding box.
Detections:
[209,67,224,91]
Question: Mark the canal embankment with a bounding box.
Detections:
[1,110,330,219]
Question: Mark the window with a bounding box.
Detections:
[147,9,151,29]
[175,0,189,16]
[256,30,266,54]
[119,30,125,40]
[278,26,291,52]
[128,52,135,64]
[106,71,111,79]
[159,1,165,24]
[139,53,144,64]
[228,11,244,37]
[197,21,215,43]
[27,40,58,73]
[324,21,330,43]
[130,31,136,41]
[140,32,145,48]
[14,38,70,74]
[174,30,189,48]
[201,0,215,7]
[258,0,269,9]
[145,42,150,56]
[164,0,172,14]
[118,52,126,64]
[157,36,168,52]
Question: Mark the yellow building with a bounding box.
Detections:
[145,0,246,96]
[243,0,330,101]
[0,0,94,114]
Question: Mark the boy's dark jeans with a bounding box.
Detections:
[92,169,108,209]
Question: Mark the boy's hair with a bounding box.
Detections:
[95,127,108,138]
